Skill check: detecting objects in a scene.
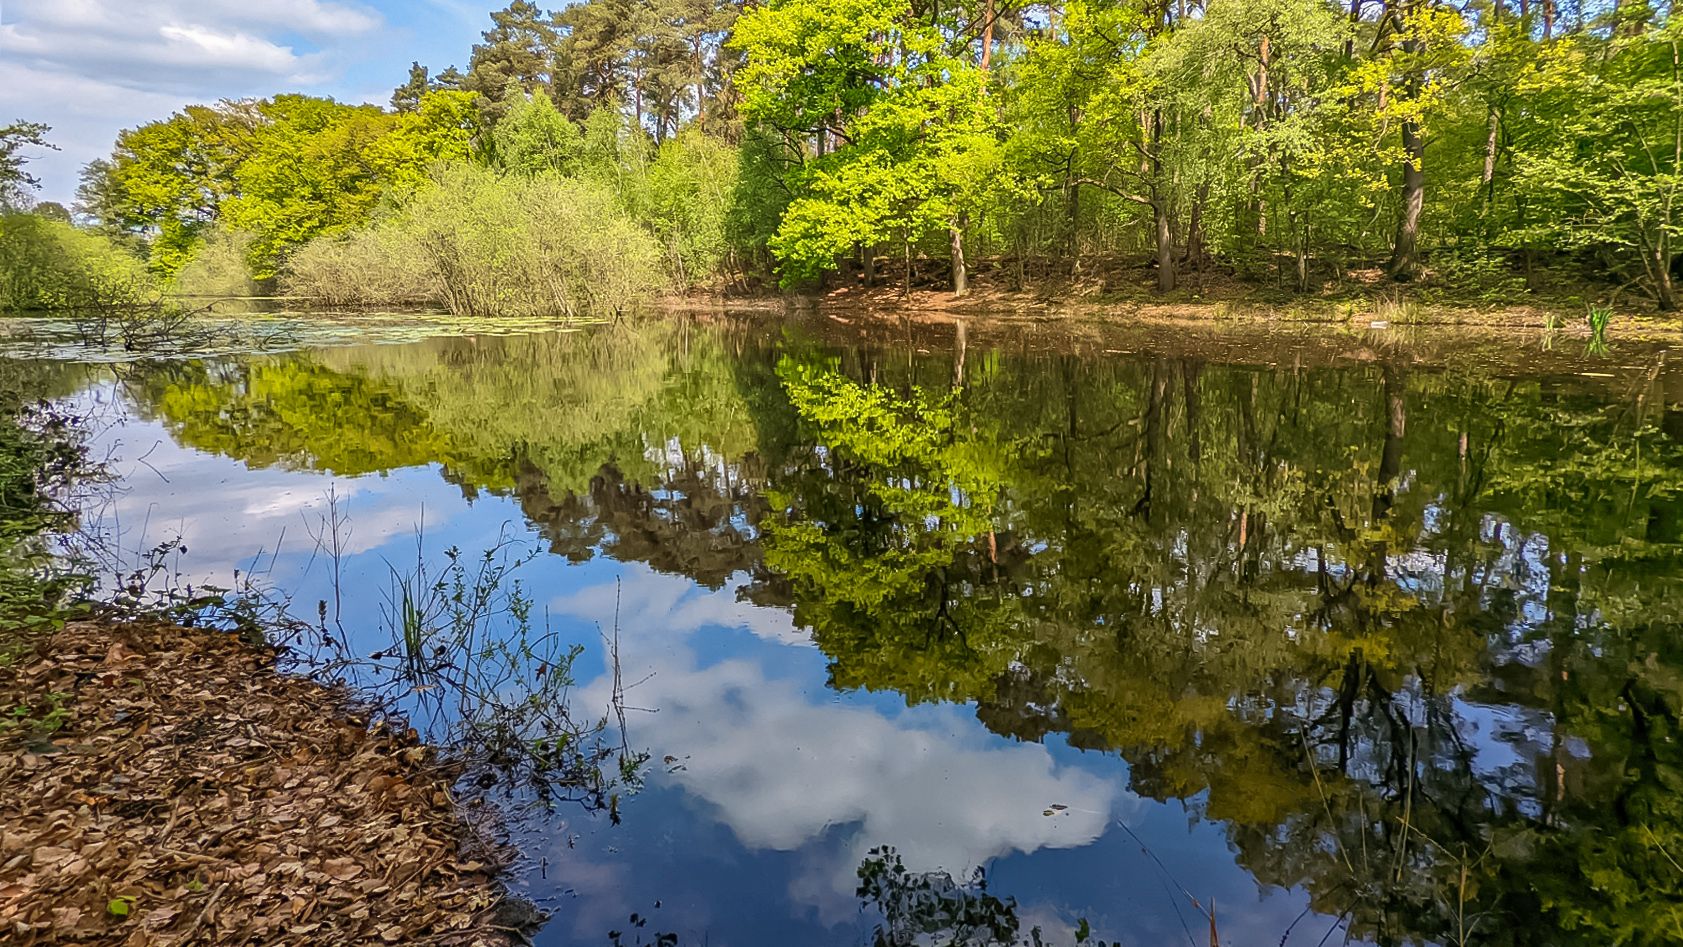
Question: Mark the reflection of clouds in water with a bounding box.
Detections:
[559,561,808,648]
[519,828,644,946]
[80,408,447,582]
[554,566,1121,920]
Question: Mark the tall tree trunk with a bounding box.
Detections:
[1655,245,1677,311]
[1542,0,1555,37]
[1184,181,1209,271]
[1296,216,1311,291]
[1388,22,1425,282]
[1068,171,1082,261]
[1154,199,1176,292]
[1251,34,1271,240]
[980,0,997,72]
[1480,106,1501,214]
[1388,130,1424,280]
[1149,110,1176,292]
[903,231,912,298]
[950,214,969,296]
[862,243,876,288]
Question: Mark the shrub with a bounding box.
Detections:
[0,212,151,312]
[631,130,740,288]
[285,226,434,309]
[724,131,794,283]
[398,164,666,318]
[169,226,262,299]
[1418,249,1529,305]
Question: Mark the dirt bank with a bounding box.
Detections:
[682,267,1683,338]
[0,618,520,946]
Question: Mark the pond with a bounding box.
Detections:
[17,311,1683,946]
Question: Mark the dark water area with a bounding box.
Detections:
[21,313,1683,946]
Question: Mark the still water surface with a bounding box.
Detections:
[23,313,1683,946]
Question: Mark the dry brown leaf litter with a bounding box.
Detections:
[0,618,520,946]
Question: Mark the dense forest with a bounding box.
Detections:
[1,0,1680,311]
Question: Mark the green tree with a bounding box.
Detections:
[733,0,1009,293]
[1507,18,1683,310]
[632,129,741,284]
[467,1,561,122]
[0,121,55,209]
[92,93,478,281]
[30,202,70,224]
[490,90,585,174]
[553,0,635,118]
[96,104,257,275]
[391,62,434,112]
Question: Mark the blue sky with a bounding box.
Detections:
[0,0,500,205]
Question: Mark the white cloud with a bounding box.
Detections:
[153,25,309,75]
[0,60,185,184]
[0,0,385,203]
[555,563,811,648]
[0,0,378,88]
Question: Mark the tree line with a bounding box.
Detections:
[2,0,1679,311]
[728,0,1679,306]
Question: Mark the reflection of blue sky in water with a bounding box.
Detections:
[75,380,1371,947]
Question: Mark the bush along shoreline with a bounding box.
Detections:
[0,370,637,946]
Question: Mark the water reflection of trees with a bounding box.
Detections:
[122,323,1683,944]
[856,846,1047,947]
[762,343,1683,945]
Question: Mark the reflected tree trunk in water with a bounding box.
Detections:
[1543,549,1581,825]
[1132,366,1171,520]
[1181,360,1202,467]
[953,319,967,389]
[1367,366,1407,585]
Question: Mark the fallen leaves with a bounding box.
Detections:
[0,618,516,946]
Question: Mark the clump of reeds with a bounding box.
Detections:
[1586,304,1612,354]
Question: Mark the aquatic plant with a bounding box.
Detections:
[1371,290,1423,326]
[346,521,648,808]
[1586,304,1612,353]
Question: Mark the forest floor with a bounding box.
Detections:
[0,617,526,947]
[769,261,1682,336]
